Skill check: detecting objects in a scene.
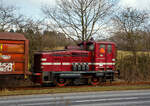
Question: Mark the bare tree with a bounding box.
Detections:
[42,0,117,42]
[142,25,150,51]
[112,8,149,52]
[0,2,15,31]
[112,8,149,81]
[0,1,24,32]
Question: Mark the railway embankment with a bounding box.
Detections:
[1,80,150,96]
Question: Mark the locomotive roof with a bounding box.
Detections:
[0,32,27,41]
[97,41,116,45]
[34,41,116,54]
[78,41,116,45]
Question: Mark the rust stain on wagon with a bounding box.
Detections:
[0,32,29,75]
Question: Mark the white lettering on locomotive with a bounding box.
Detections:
[0,63,13,72]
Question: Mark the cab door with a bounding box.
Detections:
[95,43,106,71]
[106,44,115,70]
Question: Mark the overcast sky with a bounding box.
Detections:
[119,0,150,10]
[2,0,150,19]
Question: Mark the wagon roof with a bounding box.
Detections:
[0,32,27,40]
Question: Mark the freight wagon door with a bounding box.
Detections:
[0,41,26,74]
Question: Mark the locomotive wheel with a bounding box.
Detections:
[55,78,69,87]
[89,77,100,86]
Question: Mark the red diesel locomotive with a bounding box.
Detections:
[32,41,116,86]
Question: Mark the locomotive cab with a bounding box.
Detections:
[78,41,116,71]
[94,42,116,71]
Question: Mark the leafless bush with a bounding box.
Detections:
[118,54,150,82]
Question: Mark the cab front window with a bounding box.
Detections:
[99,44,105,54]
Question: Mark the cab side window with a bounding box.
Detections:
[87,44,95,51]
[107,45,112,54]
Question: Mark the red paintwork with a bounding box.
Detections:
[34,41,116,73]
[94,42,116,71]
[34,50,90,72]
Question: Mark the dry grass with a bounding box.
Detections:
[50,46,64,50]
[116,50,150,82]
[117,50,150,59]
[1,85,150,96]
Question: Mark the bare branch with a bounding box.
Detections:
[42,0,117,42]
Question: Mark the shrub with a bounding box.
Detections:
[117,54,150,82]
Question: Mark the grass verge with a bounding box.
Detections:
[1,85,150,96]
